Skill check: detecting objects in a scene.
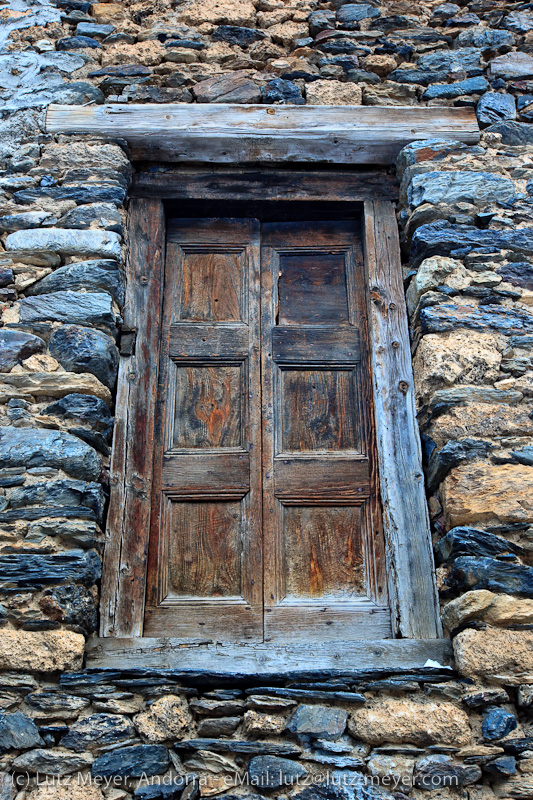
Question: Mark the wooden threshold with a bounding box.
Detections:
[86,637,453,674]
[46,104,479,165]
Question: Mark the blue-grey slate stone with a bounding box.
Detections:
[477,93,516,126]
[0,266,14,287]
[418,47,483,75]
[28,260,124,304]
[57,204,123,235]
[286,705,347,741]
[336,4,380,26]
[261,79,305,105]
[43,394,113,439]
[448,556,533,597]
[174,739,300,755]
[484,756,516,776]
[24,692,89,717]
[414,755,481,788]
[497,262,533,290]
[0,330,45,372]
[482,708,517,741]
[0,550,101,588]
[511,446,533,466]
[423,76,488,100]
[40,585,98,633]
[49,325,119,389]
[0,428,101,481]
[212,26,265,46]
[9,479,105,523]
[388,69,448,86]
[420,303,533,336]
[428,387,522,408]
[486,121,533,146]
[14,184,126,205]
[407,170,515,209]
[457,27,515,48]
[5,228,121,259]
[11,748,92,775]
[427,439,493,491]
[503,10,533,34]
[411,221,533,269]
[57,35,100,49]
[76,22,114,38]
[518,96,533,121]
[89,64,151,77]
[61,714,135,752]
[435,527,522,565]
[0,211,55,231]
[248,755,306,789]
[92,745,170,778]
[0,711,43,752]
[20,291,118,332]
[317,38,359,55]
[308,11,336,37]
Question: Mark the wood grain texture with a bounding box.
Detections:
[272,327,360,364]
[46,104,479,165]
[86,637,453,673]
[363,200,441,639]
[100,198,165,637]
[131,169,399,202]
[278,252,349,324]
[173,365,242,448]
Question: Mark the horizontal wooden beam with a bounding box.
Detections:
[85,637,453,674]
[132,168,399,201]
[46,104,479,166]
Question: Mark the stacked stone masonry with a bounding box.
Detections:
[3,0,533,798]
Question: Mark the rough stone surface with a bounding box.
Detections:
[0,711,43,751]
[0,630,84,672]
[408,171,516,209]
[348,700,472,746]
[92,745,170,778]
[134,695,193,742]
[248,755,307,789]
[0,428,101,481]
[0,330,45,372]
[20,291,118,332]
[28,260,124,304]
[454,628,533,679]
[5,229,121,260]
[443,591,533,630]
[286,705,348,741]
[49,325,119,389]
[61,714,135,751]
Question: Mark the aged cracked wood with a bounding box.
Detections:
[46,104,479,165]
[101,198,165,637]
[86,637,453,673]
[363,200,441,639]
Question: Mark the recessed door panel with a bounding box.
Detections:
[173,365,242,449]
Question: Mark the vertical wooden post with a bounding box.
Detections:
[100,198,166,636]
[363,200,442,640]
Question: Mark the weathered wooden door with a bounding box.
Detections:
[144,217,389,641]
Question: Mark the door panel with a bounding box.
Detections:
[144,216,390,643]
[261,221,390,643]
[144,219,263,640]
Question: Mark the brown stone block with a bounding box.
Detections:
[454,627,533,680]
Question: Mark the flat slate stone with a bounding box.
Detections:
[5,229,121,260]
[489,52,533,80]
[420,303,533,336]
[435,527,523,564]
[428,385,522,408]
[427,439,493,491]
[476,93,516,126]
[407,170,515,209]
[411,221,533,269]
[174,739,300,756]
[20,291,118,332]
[212,26,265,46]
[193,73,261,103]
[57,35,100,49]
[286,705,348,741]
[388,68,448,86]
[92,744,170,778]
[482,707,518,741]
[43,393,113,438]
[29,259,124,304]
[14,184,126,206]
[261,79,305,105]
[134,782,190,800]
[61,713,135,751]
[247,687,366,703]
[414,755,481,788]
[336,4,380,26]
[497,262,533,290]
[24,691,89,717]
[0,428,101,481]
[418,47,483,75]
[0,550,101,588]
[486,121,533,146]
[0,330,44,372]
[448,556,533,597]
[49,325,119,389]
[40,584,98,632]
[248,755,306,789]
[484,756,516,776]
[457,27,515,48]
[423,76,488,100]
[0,711,43,751]
[9,479,105,522]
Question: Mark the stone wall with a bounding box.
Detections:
[2,0,533,798]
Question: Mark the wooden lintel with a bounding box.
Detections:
[86,637,453,674]
[132,168,399,202]
[46,104,479,166]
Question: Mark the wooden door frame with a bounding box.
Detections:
[94,167,446,674]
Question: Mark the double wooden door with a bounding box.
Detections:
[144,216,390,642]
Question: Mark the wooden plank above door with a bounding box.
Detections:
[46,104,479,165]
